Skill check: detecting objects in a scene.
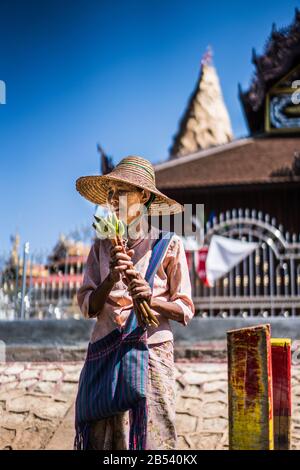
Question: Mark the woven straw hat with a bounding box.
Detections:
[76,156,183,215]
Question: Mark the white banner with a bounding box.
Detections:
[206,235,258,287]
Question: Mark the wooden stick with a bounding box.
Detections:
[138,300,150,322]
[112,236,152,326]
[141,301,159,324]
[113,235,159,327]
[139,301,159,327]
[93,220,155,326]
[133,299,144,327]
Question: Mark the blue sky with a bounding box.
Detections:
[0,0,298,255]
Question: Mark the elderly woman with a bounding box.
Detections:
[75,155,195,450]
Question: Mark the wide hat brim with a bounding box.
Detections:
[76,173,184,215]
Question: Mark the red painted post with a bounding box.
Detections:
[271,338,292,450]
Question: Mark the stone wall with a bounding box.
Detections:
[1,361,300,450]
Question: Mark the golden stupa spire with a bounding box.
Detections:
[169,46,233,158]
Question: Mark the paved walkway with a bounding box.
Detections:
[1,361,300,450]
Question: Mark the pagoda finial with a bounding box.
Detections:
[97,143,114,175]
[169,48,233,158]
[97,143,105,158]
[271,22,277,34]
[201,45,213,67]
[271,22,280,39]
[9,231,20,267]
[252,47,257,64]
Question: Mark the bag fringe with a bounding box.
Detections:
[129,397,148,450]
[74,422,90,450]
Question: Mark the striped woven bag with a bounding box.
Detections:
[74,231,174,450]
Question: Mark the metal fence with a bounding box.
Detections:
[0,247,84,320]
[0,225,95,320]
[188,208,300,318]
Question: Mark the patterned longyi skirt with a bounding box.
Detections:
[86,340,177,450]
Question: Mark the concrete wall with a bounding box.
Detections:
[171,317,300,342]
[1,317,300,361]
[0,318,94,345]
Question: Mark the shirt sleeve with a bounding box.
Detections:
[77,240,101,319]
[164,235,195,326]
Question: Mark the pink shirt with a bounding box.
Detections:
[77,226,195,345]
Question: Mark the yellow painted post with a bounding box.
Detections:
[227,324,274,450]
[271,338,292,450]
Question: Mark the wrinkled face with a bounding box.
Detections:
[106,181,150,224]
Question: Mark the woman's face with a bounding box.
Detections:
[106,181,150,224]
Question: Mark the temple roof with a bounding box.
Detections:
[169,47,233,158]
[239,8,300,134]
[155,136,300,189]
[48,237,90,264]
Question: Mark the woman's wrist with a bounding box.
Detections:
[149,297,184,323]
[149,297,158,309]
[107,271,117,286]
[89,274,115,317]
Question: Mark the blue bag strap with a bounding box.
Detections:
[144,231,175,288]
[124,231,175,333]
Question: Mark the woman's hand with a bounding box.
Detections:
[108,245,135,284]
[126,269,152,304]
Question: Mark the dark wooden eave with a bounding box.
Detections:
[155,136,300,190]
[239,8,300,134]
